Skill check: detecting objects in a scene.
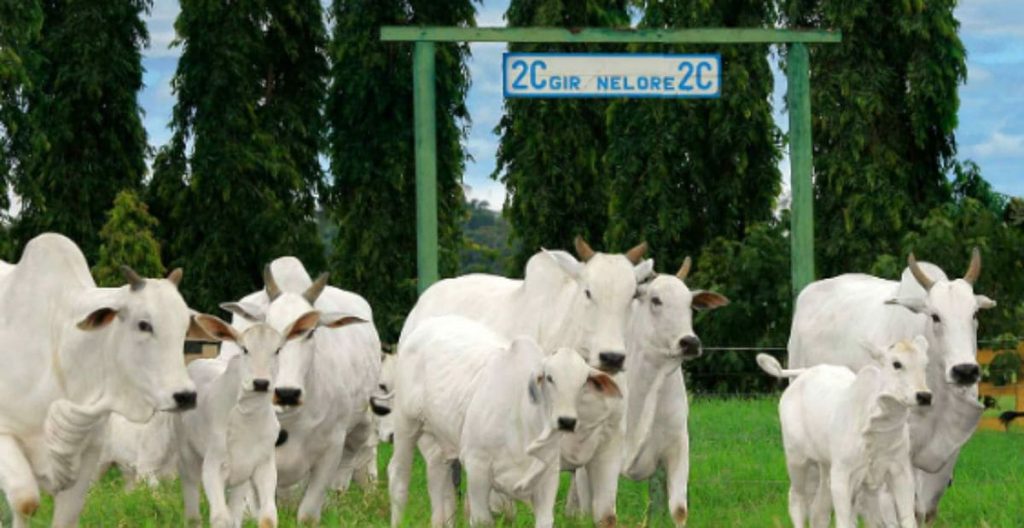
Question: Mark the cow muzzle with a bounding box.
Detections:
[950,363,980,386]
[274,387,302,406]
[172,390,197,411]
[557,416,578,432]
[916,391,933,406]
[252,379,270,393]
[370,395,392,416]
[597,351,625,373]
[679,335,702,360]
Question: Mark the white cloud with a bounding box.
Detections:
[145,0,181,58]
[965,130,1024,158]
[476,0,509,27]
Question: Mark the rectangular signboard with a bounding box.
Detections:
[502,52,721,99]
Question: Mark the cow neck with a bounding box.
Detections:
[236,389,272,416]
[909,355,983,472]
[622,346,680,474]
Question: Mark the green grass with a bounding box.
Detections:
[5,397,1022,526]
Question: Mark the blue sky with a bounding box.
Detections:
[140,0,1023,209]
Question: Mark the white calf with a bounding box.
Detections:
[463,345,621,528]
[757,336,932,528]
[178,312,319,528]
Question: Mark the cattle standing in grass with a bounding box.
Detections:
[0,233,198,528]
[100,412,178,489]
[758,337,932,528]
[788,250,995,521]
[176,312,318,528]
[220,258,378,524]
[567,258,729,527]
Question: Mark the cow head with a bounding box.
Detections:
[631,257,729,363]
[544,236,653,373]
[863,336,932,407]
[193,312,319,394]
[257,270,366,408]
[885,249,997,386]
[528,345,622,433]
[72,267,197,421]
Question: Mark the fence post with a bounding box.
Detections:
[413,40,439,294]
[787,42,815,298]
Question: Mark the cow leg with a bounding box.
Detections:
[829,467,856,528]
[464,455,493,527]
[808,466,832,528]
[227,484,249,528]
[914,450,958,524]
[0,435,40,528]
[565,467,591,518]
[51,444,103,528]
[179,447,202,526]
[388,416,420,528]
[665,429,691,527]
[297,432,346,525]
[202,453,232,528]
[890,463,917,528]
[587,438,623,527]
[785,458,813,528]
[425,454,456,527]
[252,456,278,528]
[531,465,560,528]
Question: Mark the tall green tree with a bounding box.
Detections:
[604,0,781,268]
[7,0,151,262]
[781,0,964,275]
[493,0,629,271]
[151,0,327,312]
[92,189,165,287]
[326,0,473,341]
[0,0,41,218]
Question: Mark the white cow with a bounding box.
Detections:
[176,312,318,528]
[388,316,621,527]
[568,258,729,526]
[220,259,379,524]
[401,237,652,373]
[758,337,932,528]
[788,250,996,521]
[100,412,178,489]
[0,233,197,528]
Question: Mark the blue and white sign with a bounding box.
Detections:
[503,52,721,99]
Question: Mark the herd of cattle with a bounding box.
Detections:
[0,232,996,527]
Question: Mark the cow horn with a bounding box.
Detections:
[303,272,329,304]
[625,241,648,265]
[574,236,595,262]
[907,253,935,291]
[263,265,282,301]
[166,268,183,287]
[963,247,982,285]
[120,265,145,291]
[677,256,692,281]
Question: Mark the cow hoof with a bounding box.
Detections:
[259,516,277,528]
[14,491,39,516]
[598,514,617,527]
[673,505,688,526]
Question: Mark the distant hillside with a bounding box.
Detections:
[460,199,513,275]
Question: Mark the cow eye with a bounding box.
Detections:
[545,374,554,384]
[931,314,941,324]
[585,289,592,301]
[137,321,153,333]
[305,328,316,340]
[893,361,903,370]
[275,348,281,355]
[242,347,249,355]
[651,296,663,307]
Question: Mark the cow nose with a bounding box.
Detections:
[173,391,197,410]
[950,364,980,385]
[557,417,577,432]
[274,387,302,406]
[275,429,289,447]
[916,392,933,406]
[253,379,270,392]
[598,352,625,371]
[679,335,702,359]
[370,396,392,416]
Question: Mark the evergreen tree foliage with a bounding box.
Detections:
[92,189,165,287]
[151,0,327,312]
[325,0,473,341]
[604,0,781,269]
[781,0,964,275]
[0,0,41,221]
[8,0,151,262]
[494,0,629,272]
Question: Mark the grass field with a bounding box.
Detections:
[5,397,1022,526]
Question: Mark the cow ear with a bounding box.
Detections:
[634,258,655,284]
[976,295,997,310]
[587,372,623,398]
[76,307,119,331]
[692,290,729,311]
[191,314,240,343]
[543,248,583,280]
[885,297,928,314]
[219,301,265,322]
[284,311,320,341]
[320,312,367,329]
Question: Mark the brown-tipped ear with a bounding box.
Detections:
[166,268,183,287]
[77,307,119,331]
[587,373,622,398]
[692,290,729,311]
[320,313,367,329]
[284,311,321,340]
[625,241,648,265]
[574,236,595,262]
[191,314,240,343]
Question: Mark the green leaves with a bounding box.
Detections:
[92,190,165,287]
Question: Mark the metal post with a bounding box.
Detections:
[787,42,815,298]
[413,41,439,294]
